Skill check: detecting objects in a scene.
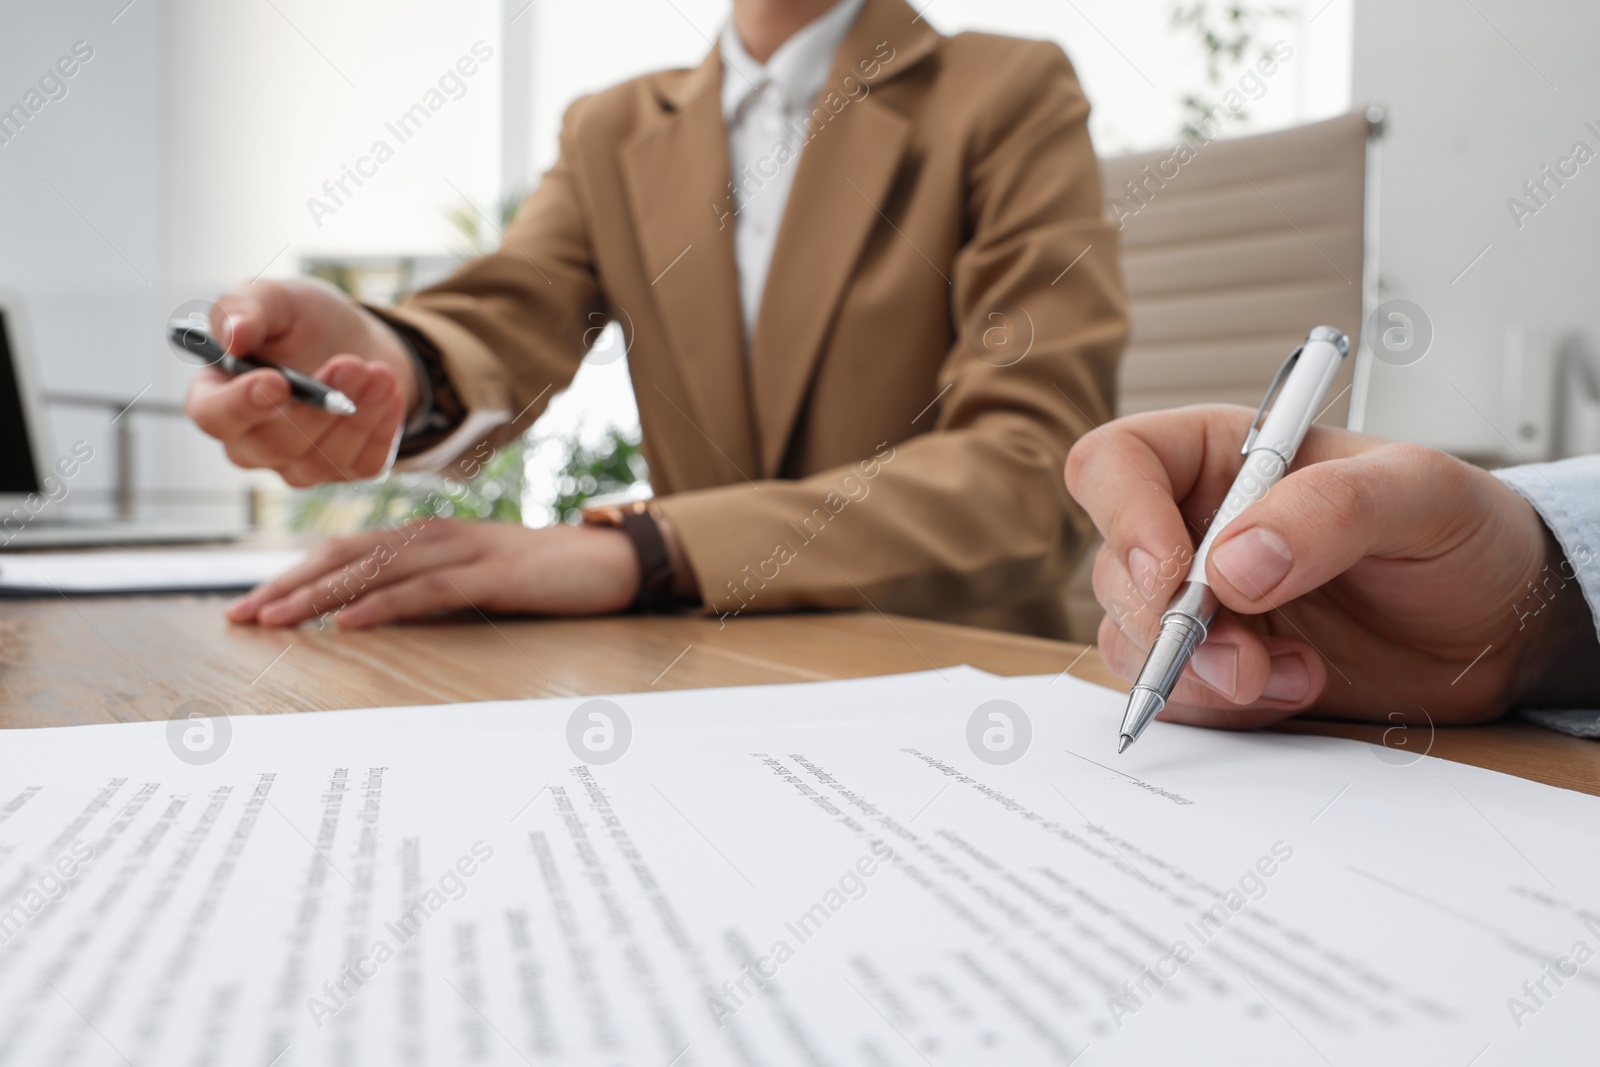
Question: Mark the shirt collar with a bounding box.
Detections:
[719,0,866,120]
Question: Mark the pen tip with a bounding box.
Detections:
[326,391,358,416]
[1117,734,1132,755]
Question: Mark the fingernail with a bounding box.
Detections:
[1212,527,1294,599]
[358,368,391,403]
[224,314,244,348]
[1263,653,1311,703]
[1127,547,1159,600]
[1190,643,1239,699]
[250,383,274,409]
[257,601,291,625]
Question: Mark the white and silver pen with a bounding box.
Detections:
[1117,325,1350,753]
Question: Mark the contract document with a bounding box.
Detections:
[0,669,1594,1065]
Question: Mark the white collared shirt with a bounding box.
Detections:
[718,0,865,339]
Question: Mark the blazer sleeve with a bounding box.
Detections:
[377,101,605,477]
[655,43,1127,621]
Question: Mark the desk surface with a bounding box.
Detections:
[3,596,1596,796]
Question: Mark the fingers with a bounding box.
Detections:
[186,367,293,443]
[334,567,486,629]
[192,281,339,468]
[1091,538,1185,647]
[224,522,633,630]
[350,410,405,479]
[211,276,387,373]
[223,404,337,476]
[189,355,403,482]
[212,280,300,359]
[226,536,377,623]
[1204,444,1481,615]
[1066,405,1383,612]
[1093,540,1287,706]
[274,358,405,484]
[1095,612,1326,729]
[1091,527,1325,726]
[262,533,462,625]
[193,278,415,487]
[228,522,467,627]
[1067,411,1209,613]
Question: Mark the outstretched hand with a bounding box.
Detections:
[184,278,416,486]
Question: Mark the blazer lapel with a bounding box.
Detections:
[747,0,937,476]
[619,55,760,483]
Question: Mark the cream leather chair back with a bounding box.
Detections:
[1065,109,1382,642]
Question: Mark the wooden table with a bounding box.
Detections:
[3,595,1597,796]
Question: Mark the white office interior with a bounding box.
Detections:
[1,0,1595,531]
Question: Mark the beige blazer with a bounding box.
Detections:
[385,0,1128,637]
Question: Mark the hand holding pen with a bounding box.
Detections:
[1064,331,1588,742]
[169,317,358,416]
[1111,327,1350,751]
[176,280,417,485]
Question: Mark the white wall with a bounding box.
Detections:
[0,0,171,519]
[1353,0,1600,459]
[156,0,510,518]
[0,0,512,522]
[162,0,505,273]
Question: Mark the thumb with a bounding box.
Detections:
[212,280,299,360]
[1204,444,1477,613]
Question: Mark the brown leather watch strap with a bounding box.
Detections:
[581,501,678,612]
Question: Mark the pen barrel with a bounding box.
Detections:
[1184,330,1347,581]
[1126,326,1347,742]
[281,371,323,405]
[226,355,325,405]
[1131,581,1219,698]
[1187,447,1291,573]
[1252,333,1346,464]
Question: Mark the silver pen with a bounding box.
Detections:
[1117,326,1350,753]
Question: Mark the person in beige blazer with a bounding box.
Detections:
[192,0,1128,637]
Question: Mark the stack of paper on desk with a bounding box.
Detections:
[0,549,301,596]
[0,668,1593,1065]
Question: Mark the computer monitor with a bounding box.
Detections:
[0,292,61,515]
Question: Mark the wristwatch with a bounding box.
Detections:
[580,500,679,612]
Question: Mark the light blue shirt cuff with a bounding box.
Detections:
[1493,456,1600,737]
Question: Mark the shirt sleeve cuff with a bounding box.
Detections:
[361,304,512,474]
[1493,458,1600,634]
[1494,457,1600,736]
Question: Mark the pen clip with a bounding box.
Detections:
[1242,346,1302,455]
